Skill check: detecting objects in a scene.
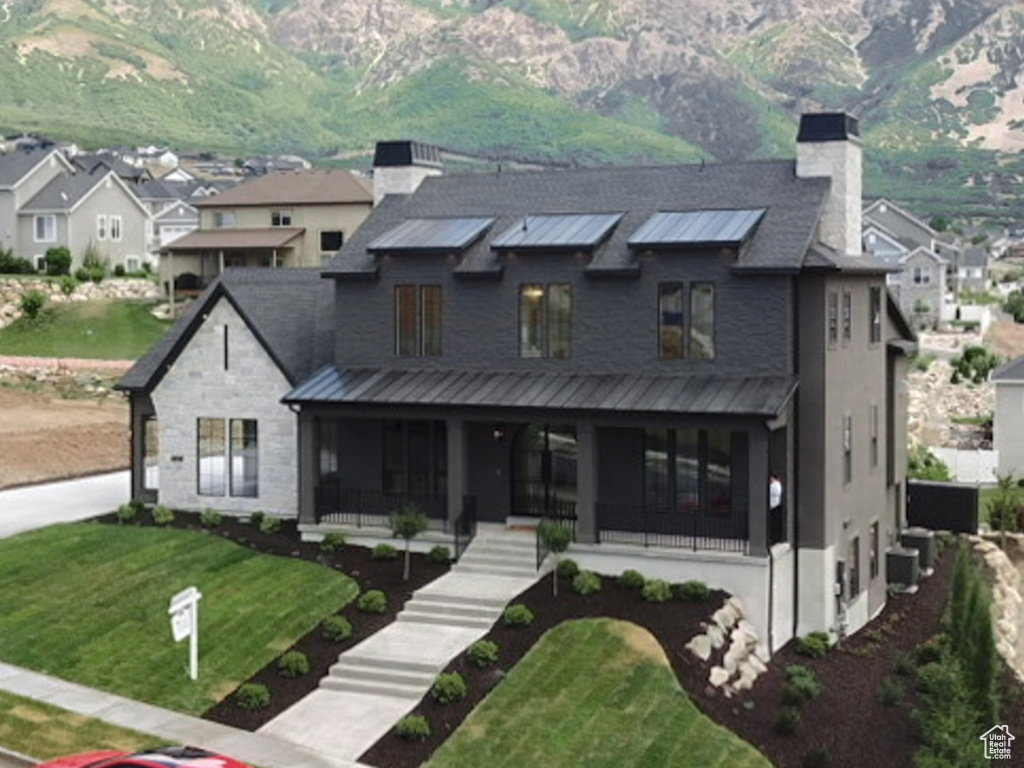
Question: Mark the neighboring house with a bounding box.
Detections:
[73,153,151,186]
[17,167,150,272]
[136,178,237,266]
[863,198,961,265]
[242,155,312,176]
[0,147,74,258]
[118,114,917,653]
[958,246,989,294]
[993,355,1024,478]
[160,169,373,294]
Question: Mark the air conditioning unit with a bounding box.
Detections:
[900,527,936,574]
[886,546,920,591]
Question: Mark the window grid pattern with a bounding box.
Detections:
[197,417,258,498]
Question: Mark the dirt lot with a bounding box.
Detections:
[987,316,1024,359]
[0,360,131,490]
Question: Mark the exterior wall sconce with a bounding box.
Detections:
[492,426,506,442]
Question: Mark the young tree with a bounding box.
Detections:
[537,519,572,596]
[389,505,429,581]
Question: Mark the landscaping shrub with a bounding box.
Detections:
[907,443,951,481]
[466,640,499,668]
[128,498,146,516]
[319,532,346,552]
[19,290,46,320]
[641,579,673,603]
[773,705,801,735]
[200,508,223,528]
[503,603,535,627]
[372,543,398,560]
[891,650,916,678]
[537,519,573,596]
[913,637,944,667]
[259,516,282,534]
[113,264,126,277]
[802,747,832,768]
[234,683,271,711]
[878,675,904,706]
[58,275,78,296]
[677,580,711,602]
[556,558,580,579]
[115,502,137,524]
[80,246,106,283]
[357,589,387,614]
[248,511,265,528]
[277,650,310,678]
[389,504,430,581]
[795,632,830,659]
[151,504,174,527]
[431,672,467,704]
[395,714,430,741]
[427,545,451,564]
[0,248,35,274]
[43,246,71,276]
[781,665,821,706]
[617,569,646,589]
[572,570,602,595]
[320,615,353,642]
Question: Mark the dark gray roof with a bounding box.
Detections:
[73,153,147,181]
[325,160,831,277]
[993,355,1024,382]
[20,169,109,212]
[367,217,495,253]
[117,268,333,392]
[628,209,765,248]
[490,213,623,250]
[0,147,61,188]
[802,244,895,274]
[284,365,797,417]
[962,247,988,267]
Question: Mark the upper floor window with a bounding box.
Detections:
[869,287,882,344]
[658,282,715,360]
[842,291,852,346]
[658,283,684,359]
[690,283,715,360]
[870,402,879,469]
[213,211,236,229]
[34,215,56,243]
[109,215,122,242]
[913,266,931,284]
[519,283,572,359]
[320,230,343,252]
[843,413,853,485]
[97,214,107,241]
[395,285,442,357]
[271,210,292,227]
[827,291,838,347]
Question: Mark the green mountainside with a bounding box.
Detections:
[2,0,1024,221]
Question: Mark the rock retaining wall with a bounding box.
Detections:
[969,534,1024,685]
[0,277,160,327]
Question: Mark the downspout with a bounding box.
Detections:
[792,274,802,640]
[767,423,774,655]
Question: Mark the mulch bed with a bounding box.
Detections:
[362,543,1024,768]
[94,514,1024,767]
[92,510,449,730]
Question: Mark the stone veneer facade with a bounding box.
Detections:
[150,296,297,516]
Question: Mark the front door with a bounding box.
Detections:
[511,424,578,518]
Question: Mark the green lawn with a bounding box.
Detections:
[0,300,170,359]
[425,619,772,768]
[979,484,1024,527]
[0,689,164,759]
[0,524,357,715]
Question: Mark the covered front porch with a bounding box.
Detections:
[287,368,795,559]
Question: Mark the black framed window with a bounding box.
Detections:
[848,536,861,596]
[643,428,737,515]
[229,419,258,497]
[827,291,838,347]
[658,283,684,359]
[843,414,853,485]
[519,284,572,359]
[197,418,258,497]
[381,420,447,497]
[842,291,852,345]
[142,416,159,492]
[869,522,880,580]
[395,285,442,357]
[320,230,343,251]
[869,286,882,344]
[690,283,715,360]
[271,210,292,227]
[197,418,226,496]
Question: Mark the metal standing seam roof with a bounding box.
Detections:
[628,209,766,248]
[490,213,624,250]
[283,366,798,417]
[366,217,496,252]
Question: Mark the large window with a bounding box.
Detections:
[869,286,882,344]
[197,418,258,497]
[395,285,442,357]
[643,428,739,516]
[34,215,56,243]
[690,283,715,360]
[382,420,447,497]
[658,282,715,360]
[519,284,572,359]
[142,416,159,492]
[658,283,684,359]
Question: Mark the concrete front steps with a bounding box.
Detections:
[314,524,540,700]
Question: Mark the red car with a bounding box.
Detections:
[36,746,252,768]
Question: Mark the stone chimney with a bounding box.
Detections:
[795,113,862,257]
[371,140,443,205]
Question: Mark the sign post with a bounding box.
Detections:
[168,586,202,681]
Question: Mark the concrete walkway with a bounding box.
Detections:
[260,525,542,761]
[0,470,130,539]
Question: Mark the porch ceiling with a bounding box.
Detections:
[283,366,797,417]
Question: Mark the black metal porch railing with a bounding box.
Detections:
[453,495,477,562]
[535,512,577,570]
[595,502,749,554]
[314,485,447,528]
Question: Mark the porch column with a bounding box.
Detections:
[575,422,597,543]
[748,425,770,557]
[296,410,317,525]
[446,416,467,525]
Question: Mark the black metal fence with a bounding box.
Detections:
[595,502,749,553]
[907,480,979,534]
[513,491,577,520]
[314,486,447,528]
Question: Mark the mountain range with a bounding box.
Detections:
[3,0,1024,220]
